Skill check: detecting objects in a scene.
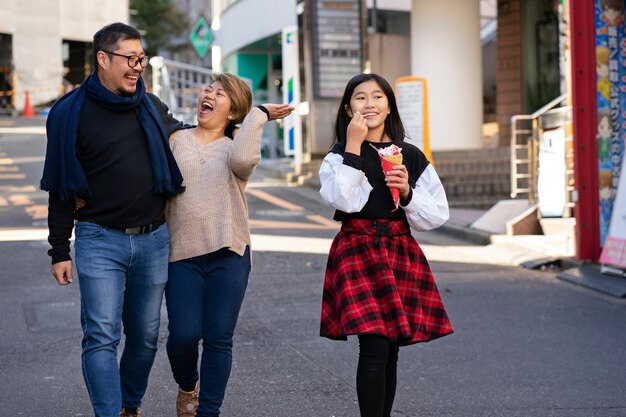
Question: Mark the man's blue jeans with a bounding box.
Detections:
[74,221,170,417]
[165,247,250,417]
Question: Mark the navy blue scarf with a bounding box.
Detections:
[40,73,184,201]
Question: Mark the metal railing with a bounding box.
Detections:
[510,94,571,205]
[149,56,214,125]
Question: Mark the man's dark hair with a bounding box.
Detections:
[92,22,142,72]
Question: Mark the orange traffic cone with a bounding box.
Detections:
[22,90,35,117]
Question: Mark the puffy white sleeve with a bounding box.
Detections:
[401,164,449,231]
[318,152,373,213]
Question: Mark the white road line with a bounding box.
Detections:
[0,228,49,242]
[0,156,45,165]
[245,188,305,211]
[0,173,27,179]
[0,127,46,134]
[0,227,497,264]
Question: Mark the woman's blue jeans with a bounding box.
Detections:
[74,221,170,417]
[165,247,250,417]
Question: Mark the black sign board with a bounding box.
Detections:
[310,0,364,98]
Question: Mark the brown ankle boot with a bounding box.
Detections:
[176,381,199,417]
[119,407,142,417]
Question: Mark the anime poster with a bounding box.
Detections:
[595,0,625,247]
[599,163,626,267]
[597,0,626,268]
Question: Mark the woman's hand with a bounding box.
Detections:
[385,164,411,200]
[75,198,86,210]
[345,111,367,155]
[262,103,295,120]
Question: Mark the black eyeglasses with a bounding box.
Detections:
[102,50,149,68]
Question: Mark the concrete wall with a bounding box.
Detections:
[0,0,128,109]
[411,0,483,151]
[368,33,411,85]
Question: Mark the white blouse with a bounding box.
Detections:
[318,152,450,231]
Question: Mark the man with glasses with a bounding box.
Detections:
[41,22,185,417]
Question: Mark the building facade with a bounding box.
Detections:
[0,0,128,112]
[210,0,500,159]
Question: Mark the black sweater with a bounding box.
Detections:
[329,140,430,222]
[47,93,183,263]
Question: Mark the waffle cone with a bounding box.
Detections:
[381,154,403,165]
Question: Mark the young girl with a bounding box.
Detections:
[318,73,453,417]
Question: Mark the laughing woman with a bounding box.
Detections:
[165,73,293,417]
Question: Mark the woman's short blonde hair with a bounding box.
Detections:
[212,72,252,123]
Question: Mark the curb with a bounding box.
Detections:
[438,222,492,245]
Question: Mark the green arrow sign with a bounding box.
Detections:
[188,16,214,59]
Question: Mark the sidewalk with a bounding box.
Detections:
[443,207,580,269]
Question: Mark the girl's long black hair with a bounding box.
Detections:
[334,73,406,144]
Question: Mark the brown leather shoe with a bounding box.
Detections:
[176,381,199,417]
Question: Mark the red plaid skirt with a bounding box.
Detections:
[320,218,453,345]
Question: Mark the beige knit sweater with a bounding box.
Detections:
[166,107,267,262]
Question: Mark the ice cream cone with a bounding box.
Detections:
[380,154,403,211]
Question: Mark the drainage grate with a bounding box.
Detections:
[557,264,626,298]
[520,257,561,271]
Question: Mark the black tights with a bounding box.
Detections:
[356,334,400,417]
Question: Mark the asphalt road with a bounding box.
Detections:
[1,116,625,417]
